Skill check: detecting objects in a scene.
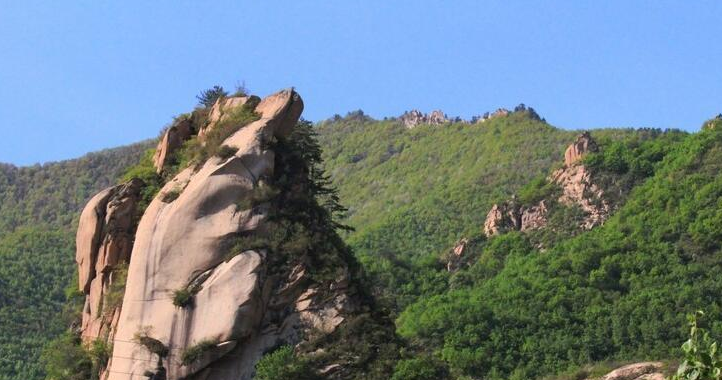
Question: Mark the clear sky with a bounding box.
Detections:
[1,1,721,165]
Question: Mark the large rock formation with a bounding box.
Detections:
[75,89,376,380]
[153,118,193,173]
[76,178,142,341]
[564,131,598,166]
[596,362,666,380]
[483,199,548,236]
[399,109,448,128]
[483,132,609,236]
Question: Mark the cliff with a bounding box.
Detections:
[75,89,394,380]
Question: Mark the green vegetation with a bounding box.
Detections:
[391,356,449,380]
[670,312,722,380]
[316,110,656,311]
[171,102,259,168]
[40,332,92,380]
[134,331,169,358]
[196,85,228,107]
[121,148,163,211]
[180,339,219,366]
[171,281,202,308]
[6,93,722,380]
[254,346,314,380]
[216,144,238,159]
[393,126,722,379]
[100,264,127,317]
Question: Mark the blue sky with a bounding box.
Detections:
[1,1,721,165]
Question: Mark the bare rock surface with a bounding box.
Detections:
[599,362,665,380]
[103,89,353,380]
[399,109,448,128]
[153,118,193,173]
[551,163,609,229]
[564,132,598,166]
[76,179,142,343]
[483,201,521,236]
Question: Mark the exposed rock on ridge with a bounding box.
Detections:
[75,89,378,380]
[484,132,609,236]
[76,178,142,343]
[399,109,448,128]
[595,362,666,380]
[153,118,193,173]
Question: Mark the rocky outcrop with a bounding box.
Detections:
[472,108,510,123]
[153,118,193,173]
[596,362,665,380]
[551,163,609,229]
[76,178,142,342]
[399,109,448,128]
[483,199,548,236]
[703,113,722,130]
[483,201,521,236]
[519,200,548,232]
[446,238,469,272]
[91,89,362,380]
[564,131,598,166]
[197,95,260,140]
[483,133,609,237]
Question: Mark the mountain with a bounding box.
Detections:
[2,93,722,380]
[0,142,152,380]
[49,89,397,380]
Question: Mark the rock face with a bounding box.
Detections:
[153,118,193,173]
[399,109,448,128]
[551,163,609,229]
[484,133,609,236]
[564,132,598,166]
[597,362,666,380]
[483,199,548,236]
[197,95,260,140]
[519,200,548,232]
[91,89,356,380]
[76,179,142,342]
[483,201,521,236]
[446,238,469,272]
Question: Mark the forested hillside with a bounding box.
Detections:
[0,142,151,380]
[318,112,722,380]
[316,110,658,310]
[3,106,722,380]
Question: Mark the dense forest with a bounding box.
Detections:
[0,142,151,380]
[3,105,722,380]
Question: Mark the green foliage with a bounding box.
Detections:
[121,147,163,210]
[173,103,259,168]
[316,112,651,311]
[671,312,722,380]
[226,120,353,282]
[253,346,314,380]
[40,332,91,380]
[171,281,202,308]
[216,145,238,159]
[134,331,169,358]
[517,175,560,205]
[391,357,449,380]
[87,339,111,378]
[395,127,722,379]
[0,229,77,380]
[160,187,181,203]
[196,85,227,107]
[180,339,219,366]
[101,264,127,317]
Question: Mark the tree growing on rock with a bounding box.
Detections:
[196,85,228,107]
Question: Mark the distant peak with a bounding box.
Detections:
[399,109,449,128]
